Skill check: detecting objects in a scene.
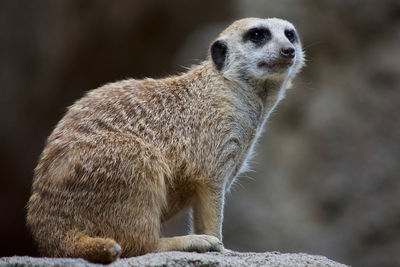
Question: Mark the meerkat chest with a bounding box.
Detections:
[224,85,285,189]
[223,120,261,190]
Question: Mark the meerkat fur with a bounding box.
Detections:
[27,18,305,263]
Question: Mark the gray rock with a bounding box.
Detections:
[0,251,348,267]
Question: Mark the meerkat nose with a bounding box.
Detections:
[280,47,295,59]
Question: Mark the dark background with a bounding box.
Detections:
[1,1,400,266]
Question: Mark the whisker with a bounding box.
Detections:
[303,41,325,50]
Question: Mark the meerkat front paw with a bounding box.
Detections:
[183,234,223,253]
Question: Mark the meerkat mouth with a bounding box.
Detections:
[258,60,293,71]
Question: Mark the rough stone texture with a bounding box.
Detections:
[0,251,348,267]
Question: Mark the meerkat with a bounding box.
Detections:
[26,17,305,263]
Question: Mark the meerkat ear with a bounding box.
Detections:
[211,40,227,71]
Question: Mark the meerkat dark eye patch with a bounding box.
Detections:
[211,40,227,71]
[243,27,271,46]
[285,29,297,43]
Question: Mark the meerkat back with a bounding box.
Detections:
[27,17,304,263]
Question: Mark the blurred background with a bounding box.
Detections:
[1,0,399,266]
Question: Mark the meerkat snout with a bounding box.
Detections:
[281,47,295,59]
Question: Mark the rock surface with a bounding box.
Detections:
[0,251,348,267]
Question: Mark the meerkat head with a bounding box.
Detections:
[210,18,305,87]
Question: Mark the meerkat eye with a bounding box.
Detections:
[285,29,297,43]
[244,27,270,45]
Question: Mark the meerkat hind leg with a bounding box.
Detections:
[157,235,223,253]
[69,234,121,263]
